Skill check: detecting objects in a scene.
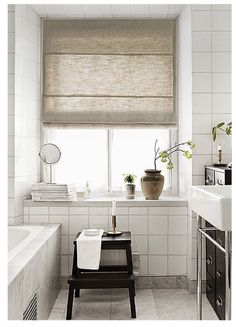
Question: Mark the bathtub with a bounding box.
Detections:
[8,225,44,262]
[8,224,61,320]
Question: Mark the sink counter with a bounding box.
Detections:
[192,185,232,231]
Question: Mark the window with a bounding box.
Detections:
[111,129,170,192]
[42,19,177,195]
[43,128,174,195]
[44,128,108,193]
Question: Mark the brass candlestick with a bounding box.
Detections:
[217,149,222,164]
[107,215,122,236]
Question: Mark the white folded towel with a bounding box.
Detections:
[76,229,104,270]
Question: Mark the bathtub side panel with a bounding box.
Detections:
[8,272,24,320]
[37,227,61,319]
[8,226,61,320]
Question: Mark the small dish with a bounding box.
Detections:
[83,229,100,236]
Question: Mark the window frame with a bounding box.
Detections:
[41,127,178,197]
[107,128,178,197]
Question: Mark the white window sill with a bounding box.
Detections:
[24,196,187,207]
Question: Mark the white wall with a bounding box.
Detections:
[191,4,232,184]
[190,4,232,282]
[8,5,41,225]
[178,4,232,284]
[177,4,195,283]
[24,201,188,278]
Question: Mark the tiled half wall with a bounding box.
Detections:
[24,199,188,278]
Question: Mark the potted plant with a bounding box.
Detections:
[123,173,137,199]
[141,139,195,200]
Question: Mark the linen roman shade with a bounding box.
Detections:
[43,20,176,127]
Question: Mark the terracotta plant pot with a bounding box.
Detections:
[140,169,165,200]
[125,184,136,199]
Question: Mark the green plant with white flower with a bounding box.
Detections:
[154,140,195,170]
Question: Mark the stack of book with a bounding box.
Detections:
[31,183,77,201]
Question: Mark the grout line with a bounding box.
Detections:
[210,6,213,165]
[167,208,169,275]
[147,207,149,275]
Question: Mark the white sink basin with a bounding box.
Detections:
[192,185,232,231]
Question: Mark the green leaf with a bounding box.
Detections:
[166,161,174,170]
[226,127,232,135]
[212,127,217,142]
[216,122,225,128]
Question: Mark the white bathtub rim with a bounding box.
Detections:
[8,225,45,262]
[8,224,60,285]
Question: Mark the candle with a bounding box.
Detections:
[218,144,222,151]
[112,200,116,216]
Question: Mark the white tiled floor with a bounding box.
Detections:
[48,288,218,320]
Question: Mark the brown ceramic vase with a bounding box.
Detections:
[140,169,165,200]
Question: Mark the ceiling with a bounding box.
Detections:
[31,4,184,18]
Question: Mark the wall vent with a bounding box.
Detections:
[23,293,38,320]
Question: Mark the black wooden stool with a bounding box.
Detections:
[66,231,136,319]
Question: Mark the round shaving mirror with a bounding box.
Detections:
[39,143,61,183]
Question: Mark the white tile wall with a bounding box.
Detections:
[149,216,168,235]
[212,52,231,73]
[168,256,187,275]
[132,235,148,254]
[89,215,109,230]
[192,32,211,51]
[192,94,211,113]
[129,215,148,235]
[191,5,212,11]
[192,11,211,31]
[212,94,231,113]
[69,215,88,234]
[192,114,211,134]
[190,4,231,283]
[169,207,187,215]
[69,207,88,215]
[50,215,69,234]
[149,236,168,255]
[212,32,231,51]
[177,6,194,282]
[192,155,211,175]
[8,4,41,225]
[24,202,188,276]
[212,73,231,93]
[192,73,211,93]
[149,256,168,275]
[169,236,187,255]
[192,135,212,155]
[168,216,187,235]
[192,52,211,72]
[212,11,231,31]
[212,5,231,11]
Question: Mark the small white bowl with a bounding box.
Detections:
[83,229,100,236]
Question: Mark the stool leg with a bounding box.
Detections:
[129,284,136,318]
[75,288,80,298]
[66,285,74,320]
[126,244,133,274]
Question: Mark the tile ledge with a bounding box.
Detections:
[24,196,188,207]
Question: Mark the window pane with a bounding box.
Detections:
[112,129,171,191]
[43,128,108,192]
